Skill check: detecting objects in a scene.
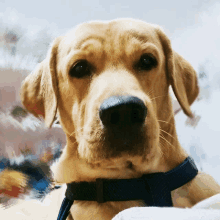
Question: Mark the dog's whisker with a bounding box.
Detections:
[68,127,85,138]
[68,131,75,138]
[146,88,154,98]
[157,120,174,128]
[160,129,176,141]
[159,134,175,149]
[158,141,165,158]
[150,95,168,101]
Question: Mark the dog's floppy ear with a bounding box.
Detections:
[156,28,199,117]
[20,36,63,128]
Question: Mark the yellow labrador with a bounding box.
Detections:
[20,19,220,220]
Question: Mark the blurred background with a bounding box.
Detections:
[0,0,220,183]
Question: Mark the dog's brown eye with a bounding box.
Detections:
[137,54,157,71]
[69,60,91,78]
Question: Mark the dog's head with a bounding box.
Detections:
[21,19,199,182]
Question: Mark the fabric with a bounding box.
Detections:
[112,207,220,220]
[112,193,220,220]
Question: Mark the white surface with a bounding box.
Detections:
[112,207,220,220]
[112,194,220,220]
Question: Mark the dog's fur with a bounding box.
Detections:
[20,19,220,220]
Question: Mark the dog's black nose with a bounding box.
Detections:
[99,96,147,127]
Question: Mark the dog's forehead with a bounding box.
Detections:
[63,19,160,49]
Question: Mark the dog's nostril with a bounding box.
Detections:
[131,108,143,123]
[99,96,147,127]
[110,112,120,125]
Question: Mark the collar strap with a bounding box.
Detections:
[57,156,198,220]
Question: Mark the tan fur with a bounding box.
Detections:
[20,18,220,219]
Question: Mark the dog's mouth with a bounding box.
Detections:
[83,130,148,160]
[79,118,150,164]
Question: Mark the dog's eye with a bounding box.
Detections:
[137,54,157,71]
[69,60,91,78]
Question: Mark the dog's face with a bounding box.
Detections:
[21,19,199,182]
[57,20,164,163]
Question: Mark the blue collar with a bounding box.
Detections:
[57,156,198,220]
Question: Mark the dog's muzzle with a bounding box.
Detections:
[99,95,147,128]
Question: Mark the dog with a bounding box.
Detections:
[20,18,220,220]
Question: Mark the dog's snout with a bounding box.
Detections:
[99,96,147,127]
